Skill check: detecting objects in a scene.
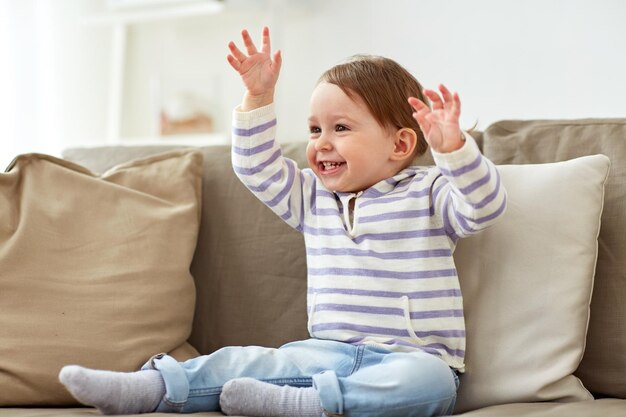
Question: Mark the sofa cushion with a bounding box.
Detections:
[453,155,609,411]
[481,119,626,398]
[64,143,313,355]
[456,399,626,417]
[0,399,624,417]
[0,151,202,406]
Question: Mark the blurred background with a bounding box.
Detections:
[1,0,625,169]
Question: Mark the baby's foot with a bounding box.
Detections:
[59,365,165,415]
[220,377,322,417]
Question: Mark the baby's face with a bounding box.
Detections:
[306,82,399,193]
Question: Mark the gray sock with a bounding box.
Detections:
[220,377,323,417]
[59,365,165,415]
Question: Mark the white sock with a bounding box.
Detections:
[219,377,323,417]
[59,365,165,415]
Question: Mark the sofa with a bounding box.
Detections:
[1,118,625,416]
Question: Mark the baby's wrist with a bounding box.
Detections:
[432,131,466,154]
[241,91,275,112]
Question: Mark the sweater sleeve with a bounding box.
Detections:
[430,132,507,242]
[231,103,312,232]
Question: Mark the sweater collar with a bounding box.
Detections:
[333,167,418,199]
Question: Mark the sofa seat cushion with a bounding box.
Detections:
[0,151,202,406]
[456,399,626,417]
[0,399,624,417]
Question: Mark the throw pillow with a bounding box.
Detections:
[453,154,609,412]
[482,118,626,398]
[0,150,203,406]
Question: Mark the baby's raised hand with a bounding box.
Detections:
[408,85,464,153]
[227,27,282,111]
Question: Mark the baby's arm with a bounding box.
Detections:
[409,87,507,239]
[228,28,311,232]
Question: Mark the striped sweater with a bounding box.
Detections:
[232,104,506,371]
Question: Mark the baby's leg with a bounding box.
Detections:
[218,339,364,417]
[59,340,340,414]
[314,350,459,417]
[59,365,164,415]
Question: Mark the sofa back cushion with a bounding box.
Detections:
[481,119,626,398]
[65,144,313,354]
[0,151,202,405]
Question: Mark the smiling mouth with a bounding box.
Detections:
[319,161,345,173]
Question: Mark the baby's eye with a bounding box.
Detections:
[335,124,349,132]
[309,126,321,136]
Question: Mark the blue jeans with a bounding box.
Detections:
[142,339,459,417]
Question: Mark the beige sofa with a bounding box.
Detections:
[1,118,625,416]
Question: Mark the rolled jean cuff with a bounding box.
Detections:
[313,370,343,416]
[142,353,189,412]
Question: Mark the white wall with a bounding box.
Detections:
[265,0,626,138]
[0,0,110,168]
[2,0,626,169]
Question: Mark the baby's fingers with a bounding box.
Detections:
[439,84,454,104]
[273,50,283,74]
[408,97,431,135]
[424,89,444,110]
[408,96,424,109]
[226,40,248,73]
[226,54,241,72]
[438,84,461,117]
[241,29,258,55]
[451,91,461,118]
[261,26,272,54]
[228,41,247,63]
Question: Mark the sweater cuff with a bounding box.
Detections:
[232,103,276,125]
[431,131,482,172]
[231,103,277,151]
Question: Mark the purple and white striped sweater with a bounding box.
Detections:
[232,104,506,371]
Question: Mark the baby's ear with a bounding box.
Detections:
[391,128,417,162]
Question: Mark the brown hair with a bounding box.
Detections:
[318,55,429,156]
